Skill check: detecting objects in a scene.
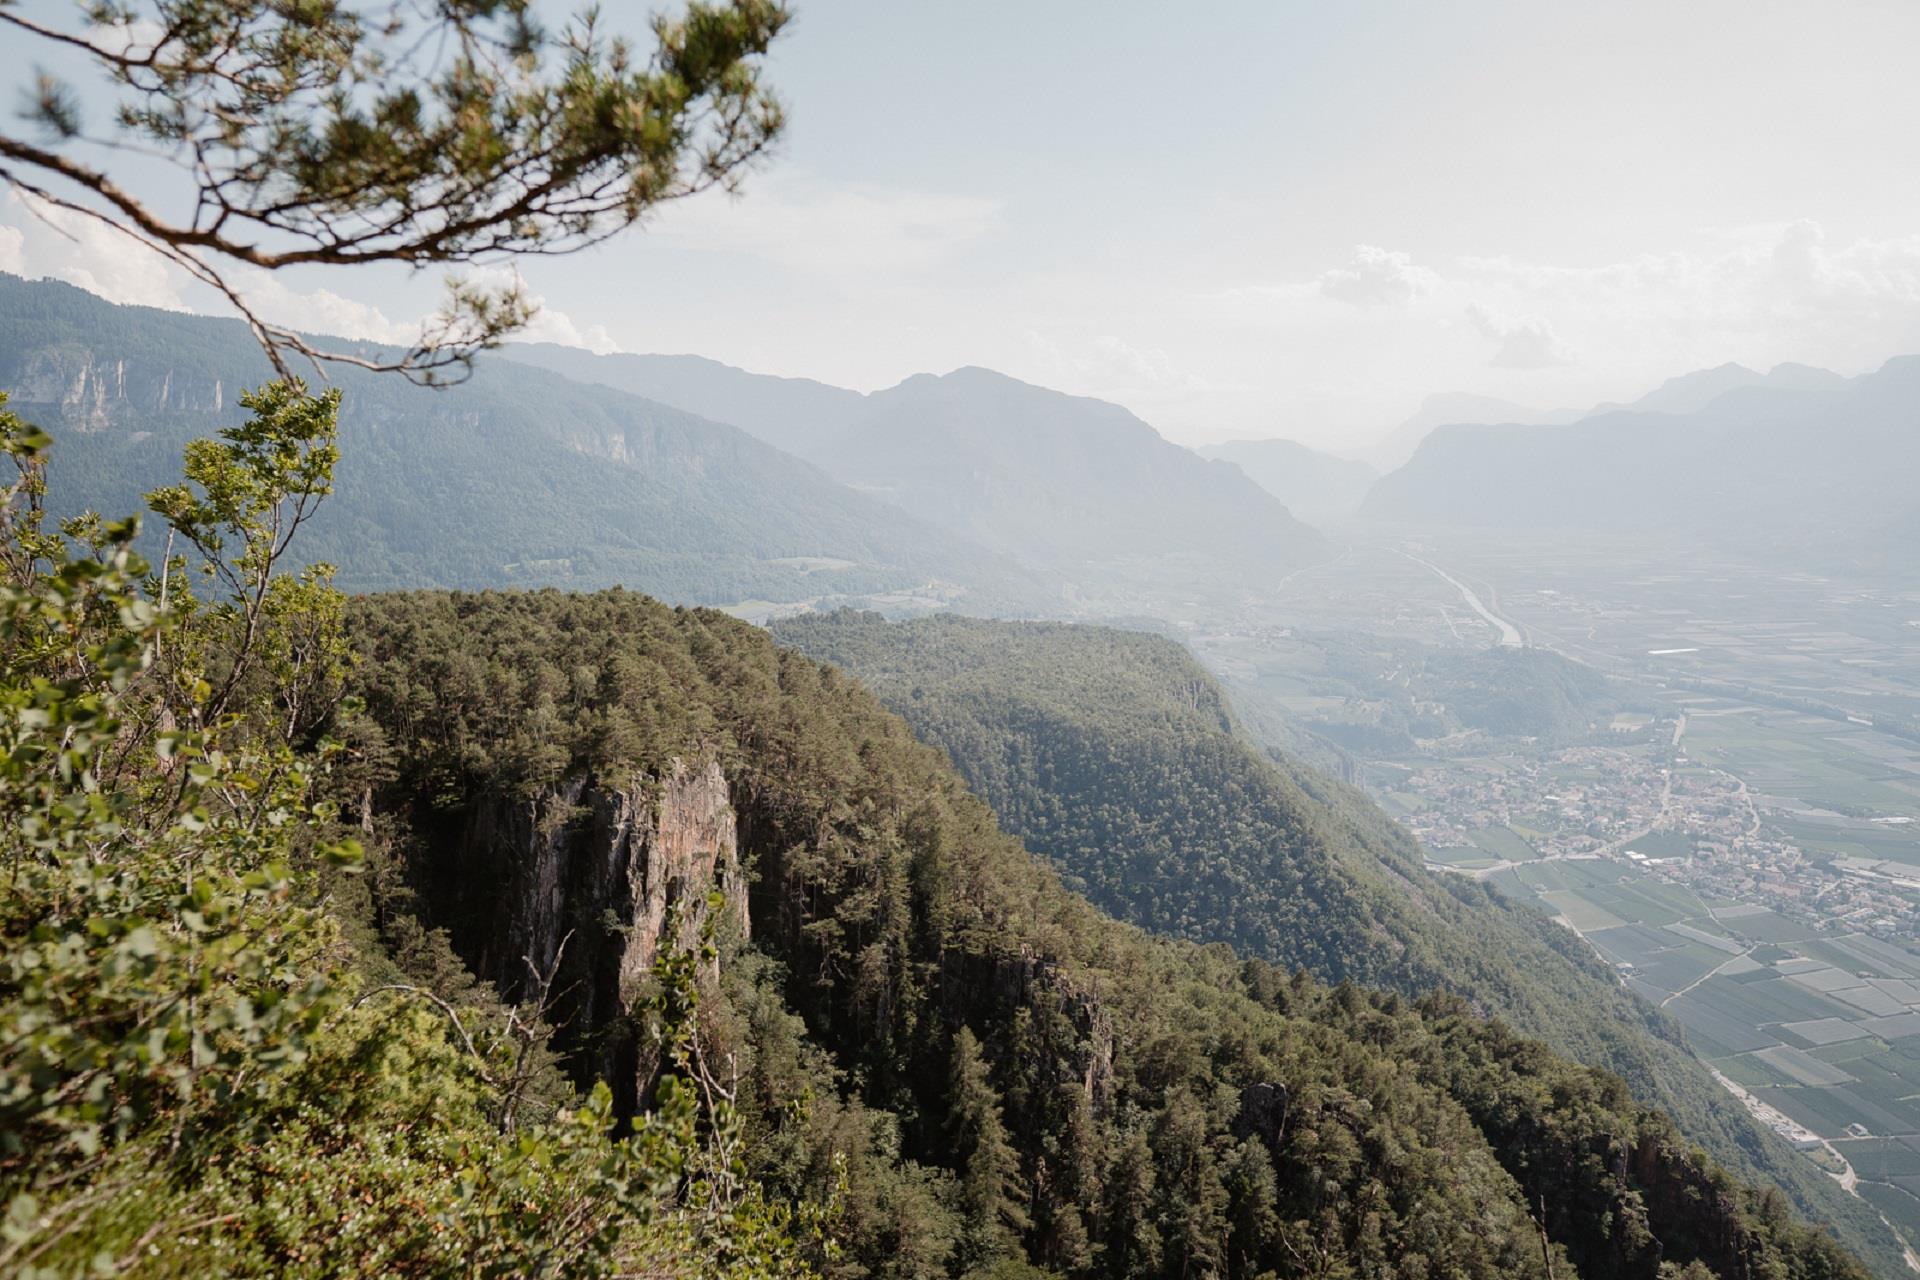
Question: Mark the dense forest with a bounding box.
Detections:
[0,388,812,1276]
[0,355,1887,1275]
[347,589,1866,1280]
[1276,630,1627,752]
[773,610,1902,1273]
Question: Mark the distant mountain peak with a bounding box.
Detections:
[826,364,1329,590]
[1361,350,1917,568]
[1368,391,1580,468]
[512,338,1327,608]
[1198,437,1378,526]
[895,365,1134,413]
[1602,359,1845,417]
[937,363,1025,384]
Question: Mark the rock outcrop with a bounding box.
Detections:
[7,345,229,429]
[409,758,746,1107]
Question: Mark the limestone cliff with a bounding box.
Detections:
[408,758,746,1106]
[7,344,229,429]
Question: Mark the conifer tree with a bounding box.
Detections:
[947,1026,1030,1270]
[0,0,788,380]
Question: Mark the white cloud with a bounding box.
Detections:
[1084,335,1206,389]
[231,270,416,347]
[0,194,622,356]
[231,263,624,356]
[1021,329,1210,397]
[1317,244,1440,307]
[2,191,184,310]
[1451,221,1920,376]
[234,265,623,357]
[1767,219,1920,312]
[1465,302,1574,369]
[1455,222,1920,323]
[651,174,1003,276]
[444,265,622,354]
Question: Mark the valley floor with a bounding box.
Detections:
[1186,528,1920,1265]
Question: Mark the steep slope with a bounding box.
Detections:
[345,589,1870,1280]
[1199,437,1378,526]
[1367,391,1582,467]
[821,367,1330,596]
[510,345,1333,607]
[1361,357,1920,571]
[0,274,1054,612]
[772,609,1905,1274]
[508,343,865,460]
[1595,360,1846,415]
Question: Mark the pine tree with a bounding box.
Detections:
[947,1027,1030,1270]
[0,1,788,381]
[1104,1124,1162,1279]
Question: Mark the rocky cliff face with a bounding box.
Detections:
[410,758,747,1108]
[412,749,1124,1134]
[5,345,229,430]
[957,943,1115,1108]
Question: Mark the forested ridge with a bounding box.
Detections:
[773,610,1904,1274]
[0,359,1883,1275]
[334,590,1866,1279]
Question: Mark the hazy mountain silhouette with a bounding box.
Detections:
[512,345,1331,603]
[0,274,1055,611]
[1369,391,1583,466]
[508,343,863,460]
[1199,436,1378,525]
[1595,360,1845,416]
[818,367,1329,592]
[1361,356,1917,567]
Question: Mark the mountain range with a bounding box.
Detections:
[1365,390,1585,467]
[510,345,1332,601]
[1354,360,1852,475]
[1,274,1059,613]
[1,274,1328,618]
[1197,436,1378,525]
[510,343,864,460]
[1593,360,1848,416]
[1360,356,1919,569]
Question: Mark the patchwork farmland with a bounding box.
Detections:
[1493,856,1920,1242]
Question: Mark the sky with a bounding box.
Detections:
[6,0,1920,453]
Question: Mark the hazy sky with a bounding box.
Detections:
[6,0,1920,451]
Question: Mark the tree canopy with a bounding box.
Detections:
[0,0,788,379]
[339,586,1872,1280]
[772,608,1905,1273]
[0,387,814,1275]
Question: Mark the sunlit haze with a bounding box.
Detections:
[7,1,1920,450]
[15,3,1920,1273]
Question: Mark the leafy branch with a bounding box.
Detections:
[0,0,789,381]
